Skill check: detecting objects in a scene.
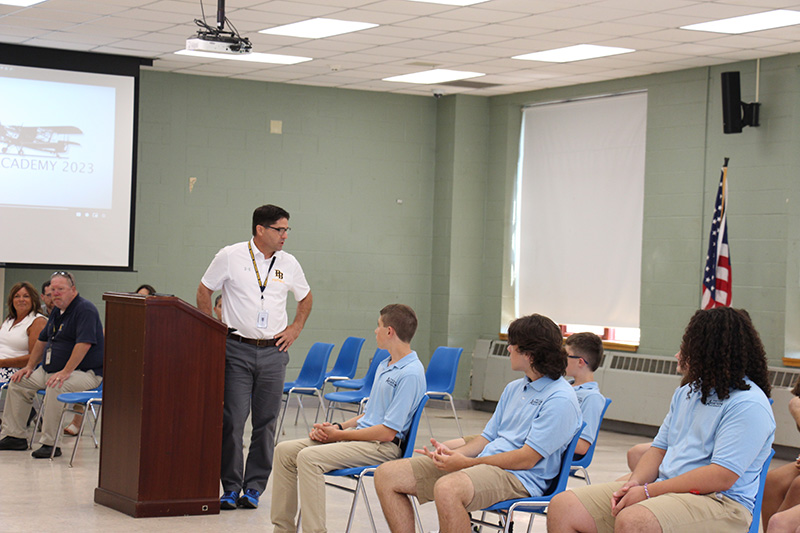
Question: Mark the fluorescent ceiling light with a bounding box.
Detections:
[513,44,634,63]
[175,50,312,65]
[681,9,800,34]
[0,0,45,5]
[383,69,484,84]
[405,0,489,5]
[260,18,378,39]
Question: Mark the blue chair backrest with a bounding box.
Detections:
[399,396,429,459]
[572,398,612,467]
[294,343,335,388]
[749,448,775,533]
[542,422,586,496]
[326,337,365,380]
[425,346,463,394]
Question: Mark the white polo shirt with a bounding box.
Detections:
[201,238,310,339]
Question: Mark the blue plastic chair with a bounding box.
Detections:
[321,396,429,533]
[333,348,391,391]
[275,342,334,444]
[468,422,586,533]
[749,448,775,533]
[424,346,464,438]
[325,349,390,422]
[51,383,103,465]
[570,397,612,485]
[323,337,365,389]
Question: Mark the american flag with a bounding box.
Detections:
[701,159,731,309]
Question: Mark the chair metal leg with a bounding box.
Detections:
[572,466,590,485]
[316,393,327,421]
[51,405,72,460]
[275,394,290,445]
[29,392,46,450]
[294,395,304,425]
[446,393,463,437]
[411,495,425,533]
[360,477,378,533]
[69,402,96,467]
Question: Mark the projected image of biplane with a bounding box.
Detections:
[0,123,83,156]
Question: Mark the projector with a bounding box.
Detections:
[186,35,252,54]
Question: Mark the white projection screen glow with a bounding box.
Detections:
[0,57,138,269]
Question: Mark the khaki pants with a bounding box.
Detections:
[572,481,752,533]
[271,437,401,533]
[1,366,102,446]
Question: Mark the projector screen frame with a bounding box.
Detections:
[0,43,151,272]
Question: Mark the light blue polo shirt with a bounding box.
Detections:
[652,378,775,514]
[574,382,606,445]
[479,376,582,497]
[357,351,426,441]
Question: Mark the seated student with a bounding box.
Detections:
[548,307,775,533]
[270,304,426,533]
[762,378,800,532]
[440,331,605,460]
[564,332,606,457]
[374,314,581,533]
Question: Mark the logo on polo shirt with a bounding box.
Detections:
[386,377,398,388]
[275,270,284,280]
[529,398,543,406]
[706,399,723,408]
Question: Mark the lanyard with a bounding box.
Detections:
[248,241,276,297]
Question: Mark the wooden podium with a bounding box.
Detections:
[94,292,227,518]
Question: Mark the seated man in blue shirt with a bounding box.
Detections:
[565,332,607,457]
[548,307,776,533]
[0,271,103,459]
[375,313,582,533]
[271,304,426,533]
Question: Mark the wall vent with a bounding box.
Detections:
[490,340,508,356]
[770,369,800,389]
[609,355,679,376]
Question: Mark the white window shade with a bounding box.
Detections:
[516,92,647,328]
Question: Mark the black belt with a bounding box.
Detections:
[227,332,278,347]
[392,436,402,447]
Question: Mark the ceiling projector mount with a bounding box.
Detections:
[186,0,252,54]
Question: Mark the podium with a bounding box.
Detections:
[94,293,227,518]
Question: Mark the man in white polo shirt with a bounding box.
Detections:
[197,204,313,511]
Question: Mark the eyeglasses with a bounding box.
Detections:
[567,355,585,363]
[51,271,75,286]
[267,226,291,235]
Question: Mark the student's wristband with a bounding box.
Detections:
[643,483,650,499]
[334,423,343,430]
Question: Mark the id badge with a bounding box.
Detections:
[257,310,269,329]
[45,347,52,365]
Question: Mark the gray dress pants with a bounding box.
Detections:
[220,339,289,493]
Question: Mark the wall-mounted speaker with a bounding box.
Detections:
[721,71,760,134]
[721,71,743,134]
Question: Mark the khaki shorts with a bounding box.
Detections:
[571,481,752,533]
[409,455,529,511]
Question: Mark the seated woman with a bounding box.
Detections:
[0,282,47,383]
[136,284,156,296]
[762,378,800,532]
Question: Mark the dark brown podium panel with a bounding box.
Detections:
[95,293,227,518]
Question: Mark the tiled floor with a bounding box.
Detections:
[0,405,785,532]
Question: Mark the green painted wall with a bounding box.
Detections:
[486,53,800,364]
[5,52,800,396]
